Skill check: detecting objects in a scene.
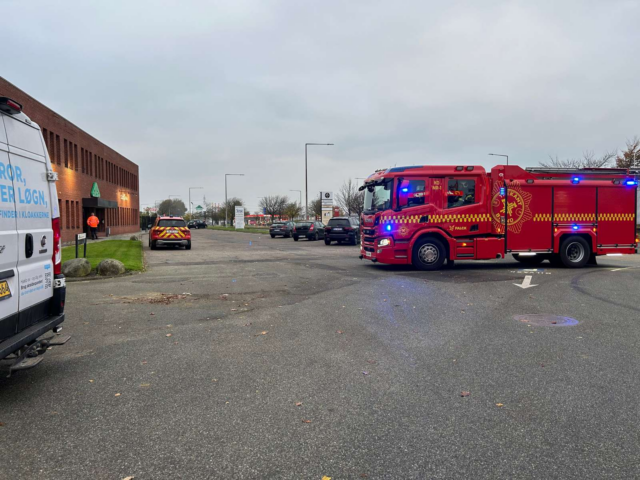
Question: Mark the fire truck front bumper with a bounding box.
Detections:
[360,243,410,265]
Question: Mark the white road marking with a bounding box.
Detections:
[514,275,538,289]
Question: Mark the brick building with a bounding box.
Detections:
[0,77,140,243]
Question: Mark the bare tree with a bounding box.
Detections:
[158,198,187,216]
[616,136,640,169]
[336,179,365,216]
[220,197,245,225]
[284,202,302,220]
[259,195,288,221]
[540,150,616,169]
[309,198,322,219]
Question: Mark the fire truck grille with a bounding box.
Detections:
[364,236,376,244]
[362,228,376,236]
[363,246,375,253]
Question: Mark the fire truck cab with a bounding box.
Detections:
[359,165,638,270]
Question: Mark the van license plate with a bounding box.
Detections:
[0,280,11,301]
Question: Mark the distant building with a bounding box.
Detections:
[1,77,140,243]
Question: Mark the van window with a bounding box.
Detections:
[3,117,44,157]
[398,179,427,208]
[158,219,186,227]
[447,179,476,208]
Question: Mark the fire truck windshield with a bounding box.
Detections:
[363,179,393,214]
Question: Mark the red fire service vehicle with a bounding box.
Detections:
[359,165,638,270]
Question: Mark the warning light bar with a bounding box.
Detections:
[0,97,23,114]
[571,177,580,184]
[625,180,638,186]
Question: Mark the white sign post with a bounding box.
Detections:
[320,191,333,224]
[235,206,245,229]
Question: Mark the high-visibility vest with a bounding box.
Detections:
[87,216,100,228]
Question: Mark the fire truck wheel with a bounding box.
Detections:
[150,240,157,250]
[512,254,545,265]
[412,237,446,270]
[559,236,590,268]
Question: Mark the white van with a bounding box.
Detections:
[0,97,67,373]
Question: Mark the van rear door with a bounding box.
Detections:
[3,115,54,330]
[0,116,19,341]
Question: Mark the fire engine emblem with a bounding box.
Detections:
[398,225,410,236]
[491,181,532,234]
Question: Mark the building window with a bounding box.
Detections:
[49,132,55,163]
[58,199,62,225]
[74,144,79,171]
[65,200,70,229]
[76,201,80,229]
[55,135,61,165]
[63,139,68,168]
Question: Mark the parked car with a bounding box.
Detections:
[324,217,361,245]
[149,216,192,249]
[293,221,325,241]
[188,220,207,229]
[270,221,294,238]
[0,96,68,372]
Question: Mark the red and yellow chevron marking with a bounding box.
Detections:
[153,227,190,239]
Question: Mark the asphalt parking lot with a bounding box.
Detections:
[1,229,639,479]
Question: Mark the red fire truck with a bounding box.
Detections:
[359,165,638,270]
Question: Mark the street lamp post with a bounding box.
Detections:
[225,174,244,226]
[305,143,333,220]
[488,153,509,165]
[189,187,203,216]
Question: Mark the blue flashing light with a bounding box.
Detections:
[401,188,409,193]
[386,224,392,231]
[571,177,580,184]
[572,224,579,230]
[499,187,506,196]
[625,180,638,186]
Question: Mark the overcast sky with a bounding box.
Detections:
[3,0,639,213]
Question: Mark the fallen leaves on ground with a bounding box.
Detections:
[166,333,172,337]
[89,379,94,383]
[362,371,369,376]
[461,391,471,397]
[115,393,121,397]
[302,419,312,423]
[140,383,151,388]
[322,476,332,480]
[231,308,237,311]
[496,403,504,407]
[122,476,135,480]
[336,330,343,334]
[295,402,302,407]
[0,422,4,427]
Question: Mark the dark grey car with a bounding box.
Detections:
[292,221,325,241]
[270,221,294,238]
[324,217,360,245]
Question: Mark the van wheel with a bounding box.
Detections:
[513,254,545,265]
[559,236,590,268]
[412,237,446,271]
[150,240,157,250]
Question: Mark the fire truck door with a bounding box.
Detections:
[506,183,553,251]
[597,186,636,246]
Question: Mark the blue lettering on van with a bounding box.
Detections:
[18,188,48,207]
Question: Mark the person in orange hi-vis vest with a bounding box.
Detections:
[87,212,100,240]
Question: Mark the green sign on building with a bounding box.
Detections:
[90,182,101,198]
[195,205,203,212]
